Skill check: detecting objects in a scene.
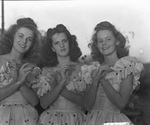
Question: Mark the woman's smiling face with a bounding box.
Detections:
[96,29,119,57]
[13,27,34,54]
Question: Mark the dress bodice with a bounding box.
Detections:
[92,84,119,112]
[0,91,28,105]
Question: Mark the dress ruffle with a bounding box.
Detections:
[32,67,57,97]
[81,61,100,85]
[0,62,15,87]
[105,56,144,91]
[34,62,100,97]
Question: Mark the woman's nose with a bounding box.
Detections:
[102,40,106,45]
[60,42,64,47]
[22,38,27,44]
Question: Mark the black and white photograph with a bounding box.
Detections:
[0,0,150,125]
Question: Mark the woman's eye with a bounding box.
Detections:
[63,39,68,43]
[98,40,102,43]
[52,42,58,46]
[54,41,59,45]
[18,34,23,38]
[27,38,33,42]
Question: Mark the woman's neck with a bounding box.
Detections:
[9,49,23,64]
[57,56,72,66]
[104,53,119,67]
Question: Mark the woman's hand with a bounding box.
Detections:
[100,77,109,86]
[17,63,33,84]
[95,65,111,82]
[59,65,69,86]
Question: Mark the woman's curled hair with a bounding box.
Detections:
[90,21,129,63]
[0,17,42,66]
[41,24,82,67]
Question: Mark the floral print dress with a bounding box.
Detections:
[0,60,40,125]
[83,56,144,125]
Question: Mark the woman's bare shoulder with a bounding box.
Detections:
[0,55,9,66]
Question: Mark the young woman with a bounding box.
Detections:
[0,17,41,125]
[34,24,86,125]
[82,21,144,125]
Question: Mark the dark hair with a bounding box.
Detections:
[0,17,42,65]
[41,24,82,67]
[90,21,129,63]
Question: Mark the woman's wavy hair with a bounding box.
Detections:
[0,17,41,65]
[90,21,129,64]
[41,24,82,67]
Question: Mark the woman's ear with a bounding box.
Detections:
[116,41,120,45]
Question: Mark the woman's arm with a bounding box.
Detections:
[40,81,65,109]
[0,81,21,101]
[83,65,109,111]
[60,65,108,110]
[46,73,85,108]
[60,78,99,111]
[19,84,39,106]
[40,66,68,109]
[82,78,100,110]
[0,59,33,101]
[101,74,133,110]
[0,63,32,101]
[60,88,84,106]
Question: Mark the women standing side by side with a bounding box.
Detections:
[33,24,86,125]
[82,21,144,125]
[0,17,41,125]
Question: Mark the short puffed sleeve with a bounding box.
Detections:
[66,62,100,93]
[105,56,144,91]
[0,62,14,88]
[32,67,56,97]
[82,61,100,85]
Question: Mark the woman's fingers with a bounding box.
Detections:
[19,63,33,80]
[21,63,34,72]
[61,65,69,75]
[21,63,29,69]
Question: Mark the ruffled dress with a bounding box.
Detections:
[33,63,100,125]
[82,56,144,125]
[0,61,39,125]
